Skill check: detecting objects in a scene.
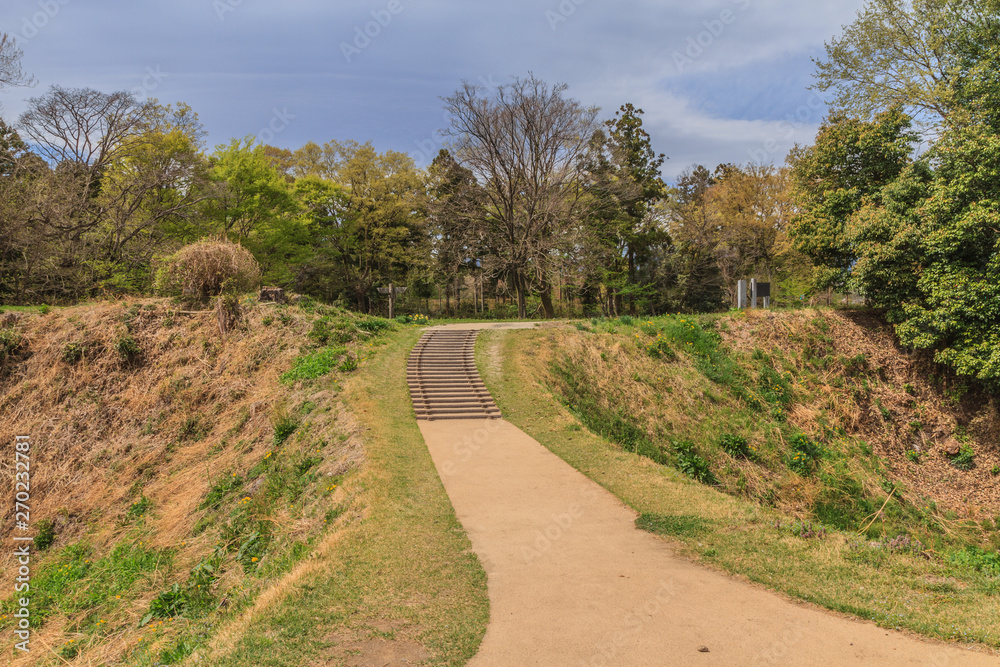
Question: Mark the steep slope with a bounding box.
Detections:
[0,299,486,665]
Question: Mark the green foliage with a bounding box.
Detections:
[200,474,244,510]
[789,108,918,291]
[640,330,675,360]
[61,342,86,364]
[141,559,217,626]
[906,450,921,464]
[949,445,976,471]
[947,546,1000,577]
[272,415,299,446]
[788,434,823,476]
[356,317,393,334]
[280,346,347,384]
[0,327,24,359]
[394,313,430,325]
[672,440,716,485]
[7,542,169,625]
[115,334,141,361]
[34,518,56,550]
[124,496,153,523]
[718,433,751,458]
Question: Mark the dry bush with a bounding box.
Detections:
[155,240,261,304]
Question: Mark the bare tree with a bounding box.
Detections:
[0,33,34,93]
[19,86,152,168]
[443,74,599,319]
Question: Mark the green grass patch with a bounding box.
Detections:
[280,346,347,384]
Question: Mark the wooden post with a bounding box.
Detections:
[388,283,395,320]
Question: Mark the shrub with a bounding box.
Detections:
[673,440,717,485]
[357,317,393,334]
[154,240,261,303]
[34,518,56,550]
[61,342,86,364]
[115,334,141,362]
[0,327,24,359]
[949,445,976,471]
[719,433,751,458]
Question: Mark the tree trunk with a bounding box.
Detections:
[539,278,555,319]
[628,249,637,316]
[515,271,527,319]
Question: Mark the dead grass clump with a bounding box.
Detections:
[154,240,261,303]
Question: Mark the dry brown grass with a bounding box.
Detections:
[0,298,368,664]
[722,308,1000,517]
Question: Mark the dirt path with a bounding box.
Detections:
[415,325,996,666]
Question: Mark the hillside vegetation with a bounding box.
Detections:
[481,308,1000,648]
[0,299,486,665]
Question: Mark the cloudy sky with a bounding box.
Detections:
[0,0,865,181]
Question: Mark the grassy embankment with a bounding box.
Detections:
[478,309,1000,651]
[0,299,486,665]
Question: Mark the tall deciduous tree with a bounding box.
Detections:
[812,0,1000,127]
[203,137,299,244]
[443,74,599,319]
[788,107,917,292]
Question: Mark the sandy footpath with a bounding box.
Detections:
[414,325,997,666]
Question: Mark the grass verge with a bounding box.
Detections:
[477,325,1000,652]
[193,326,488,666]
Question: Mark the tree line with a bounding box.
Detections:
[0,36,812,317]
[2,0,996,389]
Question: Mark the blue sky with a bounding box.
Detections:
[0,0,866,181]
